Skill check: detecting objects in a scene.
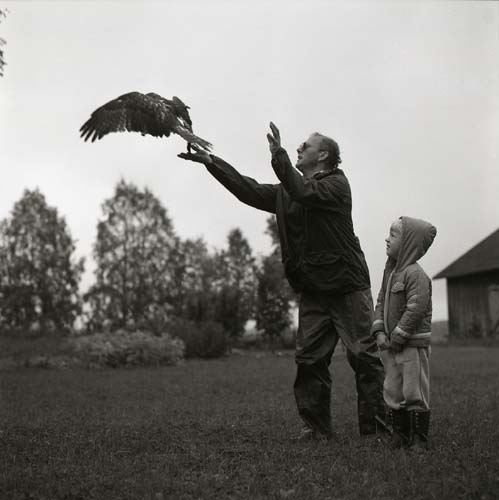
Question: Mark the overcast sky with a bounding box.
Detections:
[1,1,498,321]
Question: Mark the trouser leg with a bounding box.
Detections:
[294,358,334,436]
[294,293,338,437]
[381,347,431,448]
[400,347,431,449]
[379,349,409,446]
[346,348,386,434]
[379,350,404,410]
[400,347,431,411]
[327,288,386,435]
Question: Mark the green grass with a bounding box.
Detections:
[1,346,498,500]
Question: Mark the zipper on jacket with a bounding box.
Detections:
[303,206,309,257]
[384,270,395,337]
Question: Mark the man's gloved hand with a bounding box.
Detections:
[178,151,213,165]
[375,332,390,351]
[266,122,281,154]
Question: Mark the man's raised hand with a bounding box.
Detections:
[267,122,281,154]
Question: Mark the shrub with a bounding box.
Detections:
[68,329,185,368]
[168,318,228,359]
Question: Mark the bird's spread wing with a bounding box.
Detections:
[172,125,213,152]
[80,92,176,142]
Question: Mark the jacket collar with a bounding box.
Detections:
[312,167,341,180]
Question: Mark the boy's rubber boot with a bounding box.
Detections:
[389,409,409,449]
[408,410,430,451]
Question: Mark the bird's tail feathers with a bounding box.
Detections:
[174,126,212,152]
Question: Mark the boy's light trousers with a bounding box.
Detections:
[380,346,430,411]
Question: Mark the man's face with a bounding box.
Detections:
[386,220,403,259]
[296,134,323,173]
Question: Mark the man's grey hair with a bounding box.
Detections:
[312,133,342,169]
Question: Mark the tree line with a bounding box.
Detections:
[0,8,7,77]
[0,181,295,346]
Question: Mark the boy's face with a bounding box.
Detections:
[386,220,403,259]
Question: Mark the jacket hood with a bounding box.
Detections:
[392,216,437,272]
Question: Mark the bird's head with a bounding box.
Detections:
[171,96,193,129]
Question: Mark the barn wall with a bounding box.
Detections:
[447,271,499,338]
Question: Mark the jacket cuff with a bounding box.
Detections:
[271,148,289,166]
[272,147,287,157]
[390,325,410,347]
[370,319,385,337]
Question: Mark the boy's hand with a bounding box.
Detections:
[376,333,389,351]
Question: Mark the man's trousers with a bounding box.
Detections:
[294,289,385,436]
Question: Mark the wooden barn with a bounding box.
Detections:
[434,228,499,339]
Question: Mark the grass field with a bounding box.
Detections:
[1,346,498,500]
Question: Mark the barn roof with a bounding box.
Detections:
[434,227,499,279]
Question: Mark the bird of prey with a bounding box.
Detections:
[79,92,212,152]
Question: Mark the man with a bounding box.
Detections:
[178,123,385,440]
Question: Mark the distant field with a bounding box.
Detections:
[1,346,498,500]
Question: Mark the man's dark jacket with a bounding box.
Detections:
[205,147,371,295]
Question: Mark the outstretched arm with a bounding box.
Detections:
[266,123,349,210]
[178,151,277,214]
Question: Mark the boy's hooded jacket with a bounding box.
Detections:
[371,217,437,349]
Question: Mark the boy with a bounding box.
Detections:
[371,216,437,449]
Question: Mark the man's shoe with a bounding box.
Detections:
[292,426,316,442]
[292,425,332,443]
